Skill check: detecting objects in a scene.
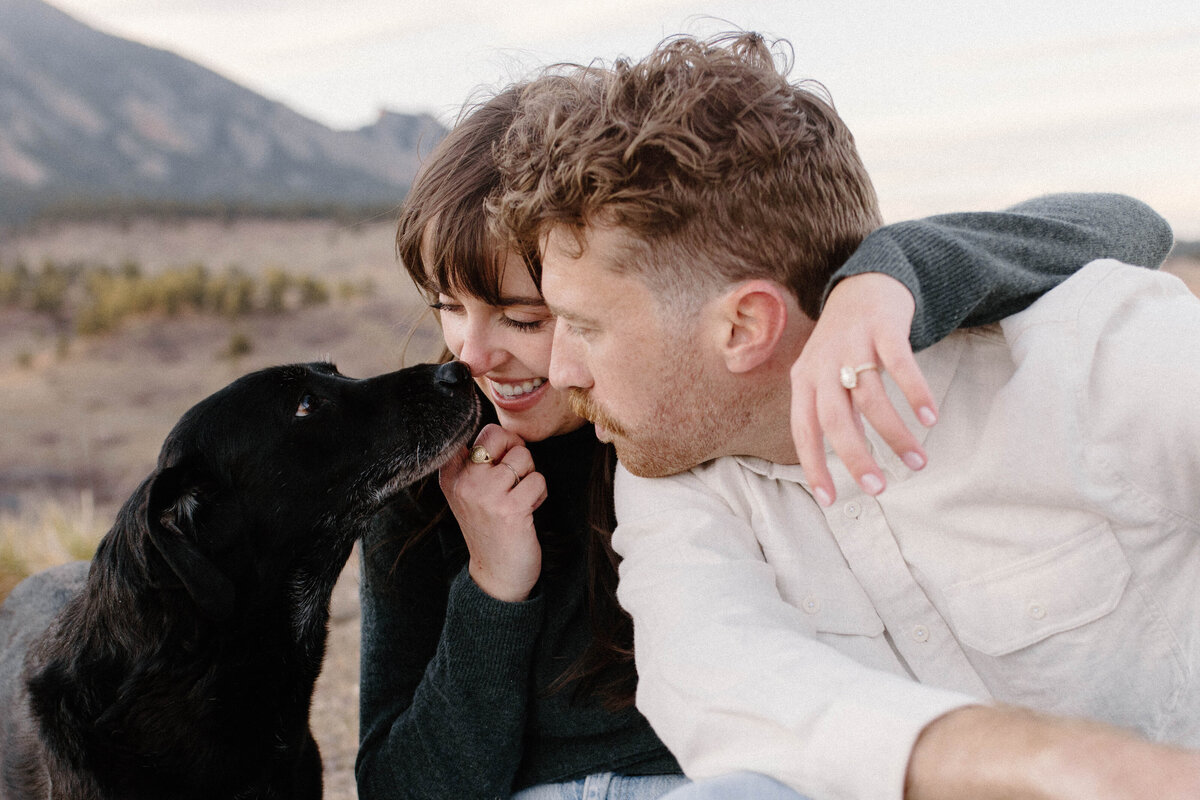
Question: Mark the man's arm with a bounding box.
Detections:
[907,706,1200,800]
[613,462,976,800]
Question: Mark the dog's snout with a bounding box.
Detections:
[435,361,473,393]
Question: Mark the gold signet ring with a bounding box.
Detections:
[469,444,493,464]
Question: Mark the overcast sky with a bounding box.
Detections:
[47,0,1200,238]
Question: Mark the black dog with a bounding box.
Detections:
[0,360,479,799]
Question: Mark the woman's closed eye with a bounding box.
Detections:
[499,314,552,333]
[430,300,463,315]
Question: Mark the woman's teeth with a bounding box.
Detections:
[492,378,545,398]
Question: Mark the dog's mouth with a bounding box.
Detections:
[368,395,482,509]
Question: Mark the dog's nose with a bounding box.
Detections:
[435,361,473,392]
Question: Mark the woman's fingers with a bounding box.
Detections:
[791,273,937,504]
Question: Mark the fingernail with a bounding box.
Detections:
[861,473,884,495]
[814,487,833,507]
[902,451,926,471]
[918,406,937,426]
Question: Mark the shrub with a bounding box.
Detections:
[298,276,330,306]
[6,259,352,335]
[223,331,254,359]
[31,261,70,315]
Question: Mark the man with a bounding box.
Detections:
[491,32,1200,800]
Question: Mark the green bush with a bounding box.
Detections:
[31,261,70,315]
[2,258,350,335]
[223,331,254,359]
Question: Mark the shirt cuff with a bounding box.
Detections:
[801,679,978,800]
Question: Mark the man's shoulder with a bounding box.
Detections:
[1002,259,1189,339]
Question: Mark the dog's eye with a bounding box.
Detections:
[295,395,319,418]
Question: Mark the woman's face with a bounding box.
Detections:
[435,251,586,442]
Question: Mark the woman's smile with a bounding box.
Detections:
[486,376,550,411]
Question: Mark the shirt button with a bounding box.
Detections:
[1028,603,1047,620]
[843,502,862,519]
[912,625,930,643]
[802,596,821,615]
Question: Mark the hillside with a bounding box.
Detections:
[0,0,446,222]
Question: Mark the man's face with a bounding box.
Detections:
[541,224,750,478]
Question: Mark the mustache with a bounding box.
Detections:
[568,388,627,437]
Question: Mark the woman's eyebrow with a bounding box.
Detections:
[497,295,547,308]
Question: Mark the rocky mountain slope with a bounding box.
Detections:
[0,0,446,221]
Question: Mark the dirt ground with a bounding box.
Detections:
[313,555,366,799]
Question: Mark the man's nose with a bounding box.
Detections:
[548,324,587,390]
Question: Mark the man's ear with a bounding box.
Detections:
[145,464,236,620]
[715,280,791,374]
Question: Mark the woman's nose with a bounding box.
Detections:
[456,328,506,376]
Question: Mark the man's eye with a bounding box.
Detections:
[565,321,593,339]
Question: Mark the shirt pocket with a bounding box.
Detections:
[941,520,1186,736]
[942,521,1129,656]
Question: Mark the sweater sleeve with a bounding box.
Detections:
[356,503,545,800]
[828,193,1175,350]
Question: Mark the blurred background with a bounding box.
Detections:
[1,2,1197,794]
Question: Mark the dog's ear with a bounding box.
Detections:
[145,464,236,621]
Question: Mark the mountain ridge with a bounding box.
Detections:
[0,0,446,222]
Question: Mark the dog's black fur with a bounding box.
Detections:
[0,360,479,799]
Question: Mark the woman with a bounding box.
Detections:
[355,81,1172,800]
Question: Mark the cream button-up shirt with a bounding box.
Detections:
[613,261,1200,800]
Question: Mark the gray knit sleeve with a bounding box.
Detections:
[828,193,1174,350]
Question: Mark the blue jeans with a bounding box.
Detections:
[658,772,809,800]
[511,772,690,800]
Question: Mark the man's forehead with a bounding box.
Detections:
[540,224,626,315]
[543,221,638,266]
[541,262,596,323]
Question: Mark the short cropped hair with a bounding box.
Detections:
[492,32,882,318]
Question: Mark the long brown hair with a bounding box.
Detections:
[394,82,637,710]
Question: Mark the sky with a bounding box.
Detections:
[46,0,1200,239]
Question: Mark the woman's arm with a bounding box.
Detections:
[832,192,1174,349]
[355,500,544,800]
[792,192,1174,504]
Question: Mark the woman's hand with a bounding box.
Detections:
[439,423,548,602]
[790,273,938,506]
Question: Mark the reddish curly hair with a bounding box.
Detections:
[492,32,882,319]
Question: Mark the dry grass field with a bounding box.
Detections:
[1,217,1198,798]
